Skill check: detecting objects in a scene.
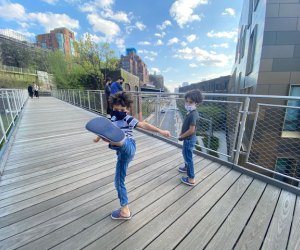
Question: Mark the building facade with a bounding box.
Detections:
[229,0,300,185]
[179,76,230,93]
[36,27,75,56]
[120,48,149,85]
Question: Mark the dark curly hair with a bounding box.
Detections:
[185,89,203,104]
[109,91,133,108]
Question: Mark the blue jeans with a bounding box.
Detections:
[110,138,136,206]
[182,135,197,179]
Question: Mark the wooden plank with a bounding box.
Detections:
[0,152,185,241]
[288,196,300,250]
[112,166,231,250]
[234,185,281,250]
[64,163,224,250]
[203,179,266,250]
[144,173,251,250]
[0,158,209,250]
[0,148,183,227]
[262,190,296,250]
[0,144,176,214]
[0,138,163,192]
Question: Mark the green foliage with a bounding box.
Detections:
[0,39,49,71]
[203,136,219,157]
[47,34,120,90]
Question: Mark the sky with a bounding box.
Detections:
[0,0,243,92]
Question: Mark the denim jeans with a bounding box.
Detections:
[182,135,197,179]
[110,138,136,206]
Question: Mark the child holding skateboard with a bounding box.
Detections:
[92,92,171,220]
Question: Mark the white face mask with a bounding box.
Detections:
[185,104,196,112]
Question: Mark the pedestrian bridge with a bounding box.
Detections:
[0,97,299,250]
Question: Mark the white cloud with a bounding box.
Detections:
[144,56,155,61]
[80,0,114,12]
[150,67,161,74]
[102,10,130,23]
[211,43,229,48]
[157,20,171,30]
[0,2,80,32]
[135,21,146,31]
[29,12,80,32]
[42,0,59,5]
[82,32,106,43]
[207,30,238,39]
[222,8,236,17]
[162,67,173,73]
[174,46,231,67]
[0,2,26,21]
[138,50,158,57]
[87,13,120,37]
[186,34,196,43]
[167,37,179,45]
[115,38,125,51]
[95,0,114,9]
[170,0,208,28]
[154,32,166,38]
[156,39,164,46]
[181,41,187,47]
[189,63,198,68]
[138,41,151,46]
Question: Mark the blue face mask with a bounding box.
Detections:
[111,110,127,120]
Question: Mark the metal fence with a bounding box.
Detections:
[52,89,300,188]
[0,89,28,147]
[0,65,37,75]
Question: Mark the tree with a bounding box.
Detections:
[74,34,103,90]
[99,42,119,80]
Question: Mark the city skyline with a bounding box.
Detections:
[0,0,243,91]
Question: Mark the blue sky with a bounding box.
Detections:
[0,0,243,91]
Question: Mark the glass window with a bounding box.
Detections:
[248,0,253,26]
[246,25,257,75]
[254,0,259,11]
[283,85,300,136]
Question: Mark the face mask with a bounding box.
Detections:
[185,104,196,112]
[111,110,127,120]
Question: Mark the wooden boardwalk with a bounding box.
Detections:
[0,97,299,250]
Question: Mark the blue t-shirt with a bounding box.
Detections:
[110,82,123,95]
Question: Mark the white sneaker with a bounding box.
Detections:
[106,114,111,119]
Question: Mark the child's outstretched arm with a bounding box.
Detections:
[179,125,196,140]
[137,121,171,137]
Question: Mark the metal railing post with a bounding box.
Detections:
[79,90,82,107]
[99,91,104,114]
[245,104,260,162]
[73,90,75,104]
[155,94,159,127]
[12,91,18,114]
[234,97,250,165]
[87,91,91,110]
[5,91,15,126]
[0,115,7,142]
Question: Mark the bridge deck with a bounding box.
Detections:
[0,97,299,250]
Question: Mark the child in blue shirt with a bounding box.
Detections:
[178,89,203,186]
[94,91,171,220]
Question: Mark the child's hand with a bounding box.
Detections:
[93,136,101,143]
[160,130,171,137]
